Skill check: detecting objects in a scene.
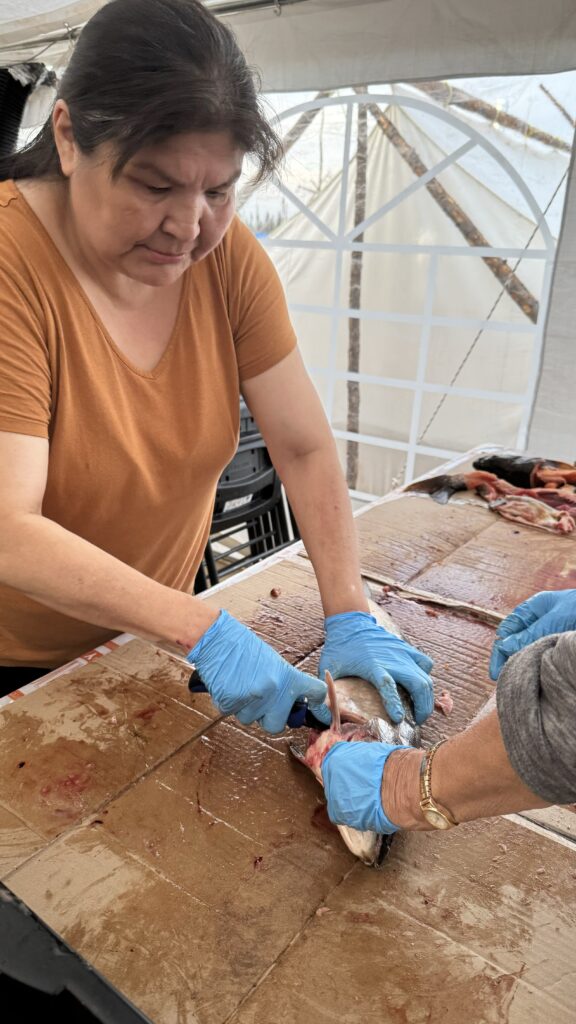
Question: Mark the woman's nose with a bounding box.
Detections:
[162,198,203,244]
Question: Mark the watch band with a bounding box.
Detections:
[419,740,458,829]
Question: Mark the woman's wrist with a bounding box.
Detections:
[166,591,220,651]
[381,747,428,830]
[321,580,370,618]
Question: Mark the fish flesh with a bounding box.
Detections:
[472,452,576,489]
[489,495,575,534]
[290,600,421,867]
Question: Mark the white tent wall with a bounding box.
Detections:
[1,0,575,465]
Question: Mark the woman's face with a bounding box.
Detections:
[54,103,244,287]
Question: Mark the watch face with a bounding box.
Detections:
[423,808,452,830]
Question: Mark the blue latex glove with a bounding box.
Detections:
[323,740,410,833]
[319,611,434,725]
[490,589,576,680]
[187,610,331,733]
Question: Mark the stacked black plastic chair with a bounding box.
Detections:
[194,400,298,591]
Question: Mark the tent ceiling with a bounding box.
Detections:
[1,0,576,84]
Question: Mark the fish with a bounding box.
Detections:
[405,469,576,533]
[404,469,499,504]
[472,452,576,489]
[290,600,421,867]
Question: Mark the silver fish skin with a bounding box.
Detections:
[290,599,422,867]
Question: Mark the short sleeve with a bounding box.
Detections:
[0,260,51,438]
[223,218,297,382]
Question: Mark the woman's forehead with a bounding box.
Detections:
[126,132,244,182]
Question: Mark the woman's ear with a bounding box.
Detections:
[52,99,78,177]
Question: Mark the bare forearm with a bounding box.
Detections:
[280,446,369,617]
[383,708,549,831]
[0,513,218,649]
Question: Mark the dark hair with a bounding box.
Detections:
[0,0,281,183]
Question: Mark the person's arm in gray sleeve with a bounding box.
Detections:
[496,631,576,805]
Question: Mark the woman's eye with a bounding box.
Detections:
[207,190,229,204]
[147,185,172,194]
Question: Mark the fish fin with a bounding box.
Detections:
[404,474,466,504]
[325,670,341,732]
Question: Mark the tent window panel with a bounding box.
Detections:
[332,380,414,445]
[335,319,421,380]
[425,327,533,394]
[434,156,553,252]
[241,181,336,242]
[339,251,430,315]
[270,247,338,308]
[417,394,524,452]
[429,162,548,251]
[334,437,406,499]
[289,310,333,369]
[432,253,546,325]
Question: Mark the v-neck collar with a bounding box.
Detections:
[15,181,188,380]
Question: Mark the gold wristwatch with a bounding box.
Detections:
[419,740,458,830]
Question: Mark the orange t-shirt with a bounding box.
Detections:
[0,181,296,667]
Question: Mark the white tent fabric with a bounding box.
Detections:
[2,0,576,79]
[0,1,96,68]
[229,0,576,93]
[260,89,564,493]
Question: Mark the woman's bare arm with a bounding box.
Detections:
[0,431,218,650]
[243,350,369,618]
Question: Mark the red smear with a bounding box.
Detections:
[347,912,377,924]
[134,705,161,722]
[40,771,91,798]
[311,804,338,834]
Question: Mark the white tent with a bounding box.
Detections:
[1,0,576,471]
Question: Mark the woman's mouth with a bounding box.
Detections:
[139,245,188,264]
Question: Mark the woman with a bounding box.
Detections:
[0,0,434,732]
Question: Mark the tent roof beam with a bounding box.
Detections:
[206,0,310,16]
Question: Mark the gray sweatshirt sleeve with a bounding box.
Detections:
[496,631,576,804]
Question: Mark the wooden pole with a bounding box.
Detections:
[413,81,571,153]
[346,102,368,490]
[361,97,539,323]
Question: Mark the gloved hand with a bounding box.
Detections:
[490,589,576,680]
[322,740,410,833]
[319,611,434,725]
[187,610,331,733]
